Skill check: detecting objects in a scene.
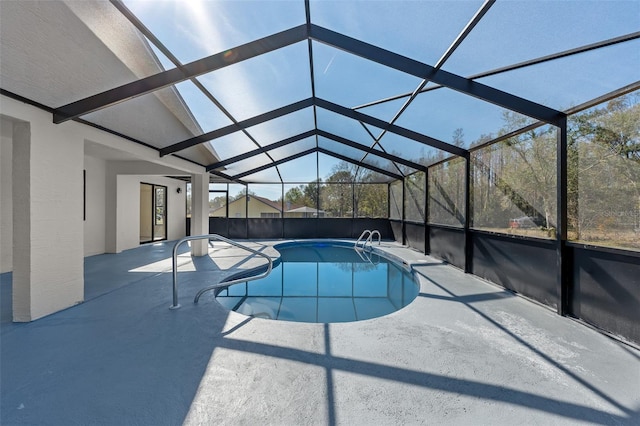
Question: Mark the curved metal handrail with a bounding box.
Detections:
[355,230,372,249]
[355,229,381,251]
[170,234,273,310]
[367,230,381,247]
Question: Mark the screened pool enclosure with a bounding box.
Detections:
[1,0,638,344]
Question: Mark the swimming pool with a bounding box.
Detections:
[215,242,419,323]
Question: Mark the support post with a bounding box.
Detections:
[190,173,209,256]
[464,153,473,273]
[425,167,430,255]
[401,178,406,245]
[556,118,569,315]
[12,115,84,321]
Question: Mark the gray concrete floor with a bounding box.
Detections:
[1,240,639,425]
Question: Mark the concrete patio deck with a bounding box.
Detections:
[1,239,638,425]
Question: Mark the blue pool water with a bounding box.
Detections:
[215,243,419,323]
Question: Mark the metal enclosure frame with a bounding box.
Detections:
[3,0,636,345]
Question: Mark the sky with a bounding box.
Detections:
[121,0,640,194]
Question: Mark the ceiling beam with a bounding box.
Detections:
[468,80,640,153]
[231,148,318,180]
[53,25,308,123]
[207,130,427,171]
[316,147,403,180]
[160,98,314,157]
[359,0,494,169]
[354,31,640,111]
[206,128,427,173]
[315,98,467,157]
[227,146,404,181]
[206,130,316,171]
[208,169,247,185]
[317,130,427,172]
[110,0,286,181]
[309,24,565,125]
[165,95,465,160]
[381,0,495,131]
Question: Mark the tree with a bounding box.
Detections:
[567,92,640,246]
[452,128,464,147]
[231,187,255,201]
[284,186,305,205]
[355,181,388,218]
[303,179,321,208]
[282,181,321,210]
[469,92,639,249]
[322,165,354,217]
[209,196,226,210]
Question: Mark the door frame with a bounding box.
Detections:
[140,182,168,244]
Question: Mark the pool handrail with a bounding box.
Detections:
[367,230,381,247]
[170,234,273,310]
[355,229,381,250]
[355,230,371,249]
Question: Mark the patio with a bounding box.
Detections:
[1,240,638,425]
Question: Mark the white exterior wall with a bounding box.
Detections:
[1,95,204,320]
[113,175,186,252]
[9,103,84,321]
[1,117,13,273]
[157,177,187,243]
[105,160,190,253]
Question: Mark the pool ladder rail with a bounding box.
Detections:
[354,229,381,251]
[169,234,273,310]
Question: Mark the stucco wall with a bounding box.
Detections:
[113,175,186,253]
[8,103,84,321]
[84,156,188,256]
[1,94,203,320]
[1,117,13,273]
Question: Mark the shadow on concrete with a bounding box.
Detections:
[3,242,637,425]
[213,328,637,425]
[413,267,637,423]
[418,290,514,305]
[1,256,231,426]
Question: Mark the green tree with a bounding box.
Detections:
[284,186,305,205]
[231,187,255,201]
[322,165,354,217]
[567,92,640,247]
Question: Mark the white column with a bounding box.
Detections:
[1,118,14,273]
[12,116,84,321]
[190,172,209,256]
[104,167,119,253]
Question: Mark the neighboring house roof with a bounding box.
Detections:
[285,206,325,214]
[210,195,283,215]
[209,195,321,215]
[249,195,283,212]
